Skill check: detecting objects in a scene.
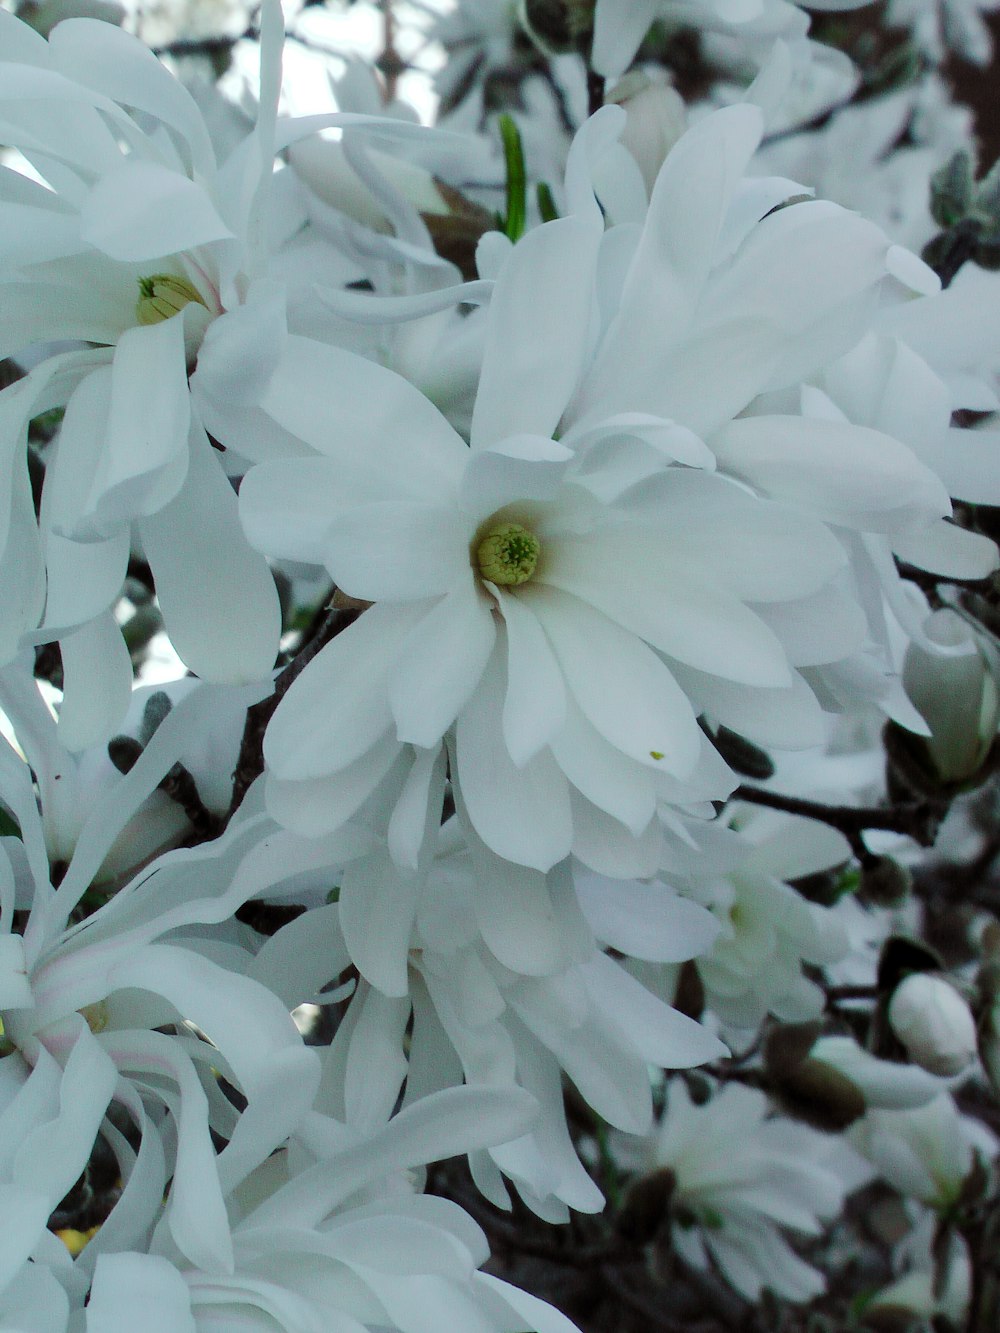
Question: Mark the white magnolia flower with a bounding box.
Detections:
[849,1093,997,1211]
[86,1088,578,1333]
[887,0,1000,65]
[644,1079,848,1302]
[591,0,871,80]
[0,686,323,1287]
[636,810,850,1031]
[888,972,979,1078]
[243,104,948,874]
[0,6,289,712]
[239,807,724,1218]
[0,5,433,743]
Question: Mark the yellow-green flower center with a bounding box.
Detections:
[477,522,541,587]
[136,274,208,326]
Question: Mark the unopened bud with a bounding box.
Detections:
[859,856,912,908]
[888,973,978,1078]
[607,73,686,197]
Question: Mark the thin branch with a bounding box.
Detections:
[734,785,944,848]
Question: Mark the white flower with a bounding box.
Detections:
[887,0,1000,65]
[849,1093,997,1211]
[591,0,872,80]
[85,1088,578,1333]
[888,972,979,1078]
[643,810,850,1030]
[0,686,323,1280]
[243,104,948,874]
[243,811,724,1219]
[645,1079,848,1302]
[0,6,290,708]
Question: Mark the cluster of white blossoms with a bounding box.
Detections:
[2,0,1000,1327]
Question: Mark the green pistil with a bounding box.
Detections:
[136,273,207,326]
[477,522,541,587]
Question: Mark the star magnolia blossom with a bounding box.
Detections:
[0,5,436,747]
[85,1089,576,1333]
[591,0,873,79]
[242,104,949,874]
[248,812,724,1218]
[647,1079,849,1302]
[0,687,326,1291]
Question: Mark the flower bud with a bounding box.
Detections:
[888,972,978,1078]
[902,608,1000,785]
[606,73,686,197]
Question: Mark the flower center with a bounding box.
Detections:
[477,522,541,587]
[136,274,208,326]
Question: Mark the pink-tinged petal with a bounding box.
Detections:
[524,584,700,777]
[454,650,572,872]
[49,18,215,177]
[669,660,827,750]
[56,612,132,751]
[496,590,566,768]
[138,423,280,683]
[387,744,446,871]
[540,530,794,686]
[459,436,573,526]
[87,1253,197,1333]
[260,336,467,501]
[471,215,602,450]
[85,317,191,534]
[575,874,720,962]
[80,160,232,262]
[266,604,426,780]
[324,502,468,602]
[14,1027,117,1206]
[340,847,421,998]
[712,415,950,530]
[265,736,403,837]
[388,577,495,749]
[102,1029,232,1273]
[549,696,655,835]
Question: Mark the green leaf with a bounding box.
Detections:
[499,113,527,243]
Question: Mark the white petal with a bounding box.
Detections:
[80,160,232,261]
[454,651,572,872]
[540,530,793,686]
[324,502,468,602]
[87,1253,197,1333]
[498,591,566,768]
[388,578,495,749]
[260,336,467,501]
[525,584,700,776]
[56,611,132,751]
[471,216,602,450]
[138,423,280,683]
